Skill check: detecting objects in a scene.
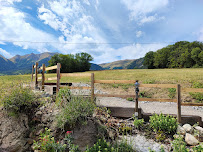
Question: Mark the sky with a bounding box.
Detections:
[0,0,203,64]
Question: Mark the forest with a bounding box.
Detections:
[48,52,93,73]
[144,41,203,69]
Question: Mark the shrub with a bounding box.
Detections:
[127,97,134,101]
[168,88,176,99]
[190,82,203,103]
[149,113,178,135]
[139,91,152,98]
[33,128,67,152]
[119,123,133,135]
[2,86,39,115]
[133,118,144,129]
[85,138,134,152]
[171,135,189,152]
[56,89,95,129]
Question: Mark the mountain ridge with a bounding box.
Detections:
[0,53,144,75]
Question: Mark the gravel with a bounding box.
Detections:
[70,83,203,121]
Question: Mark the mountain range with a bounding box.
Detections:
[0,53,145,75]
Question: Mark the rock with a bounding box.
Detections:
[185,133,199,146]
[72,118,99,151]
[183,124,193,133]
[0,112,30,152]
[177,125,186,135]
[195,126,203,136]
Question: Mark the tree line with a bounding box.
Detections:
[48,52,93,73]
[144,41,203,69]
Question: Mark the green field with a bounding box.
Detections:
[0,68,202,102]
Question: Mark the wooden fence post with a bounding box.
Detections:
[56,63,61,93]
[42,64,45,90]
[177,84,181,124]
[31,64,34,81]
[91,73,95,102]
[35,62,38,89]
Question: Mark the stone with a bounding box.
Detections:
[195,126,203,136]
[72,118,99,151]
[185,133,199,146]
[0,112,29,152]
[177,125,186,135]
[182,124,193,133]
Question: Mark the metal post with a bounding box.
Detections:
[135,80,140,117]
[177,84,181,124]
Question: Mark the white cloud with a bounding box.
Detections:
[136,31,143,38]
[0,48,12,58]
[121,0,168,24]
[83,0,90,5]
[0,5,58,53]
[0,0,22,5]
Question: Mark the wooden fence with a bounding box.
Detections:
[31,62,203,123]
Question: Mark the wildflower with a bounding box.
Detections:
[66,131,72,135]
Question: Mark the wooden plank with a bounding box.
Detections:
[39,66,43,70]
[31,64,34,81]
[35,62,38,87]
[34,65,36,68]
[140,84,177,88]
[177,84,181,123]
[38,77,42,80]
[94,80,135,84]
[95,94,135,98]
[61,73,91,77]
[94,80,176,88]
[95,94,176,102]
[44,83,72,86]
[182,88,203,93]
[42,64,45,90]
[47,77,57,81]
[91,73,94,102]
[181,103,203,106]
[56,63,60,93]
[138,98,177,102]
[60,86,91,90]
[45,65,57,71]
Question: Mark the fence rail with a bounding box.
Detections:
[31,62,203,123]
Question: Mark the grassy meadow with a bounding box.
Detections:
[0,68,202,102]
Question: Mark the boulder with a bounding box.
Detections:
[72,118,99,151]
[177,125,186,135]
[0,112,30,152]
[195,126,203,136]
[185,133,199,146]
[182,124,193,133]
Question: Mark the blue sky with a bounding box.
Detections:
[0,0,203,63]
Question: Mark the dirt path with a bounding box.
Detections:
[96,97,203,121]
[70,83,203,121]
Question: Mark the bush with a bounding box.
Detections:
[85,138,134,152]
[56,89,95,129]
[168,88,176,99]
[133,118,144,129]
[149,113,178,135]
[2,86,39,115]
[33,128,67,152]
[190,82,203,103]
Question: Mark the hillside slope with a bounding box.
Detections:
[99,58,144,70]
